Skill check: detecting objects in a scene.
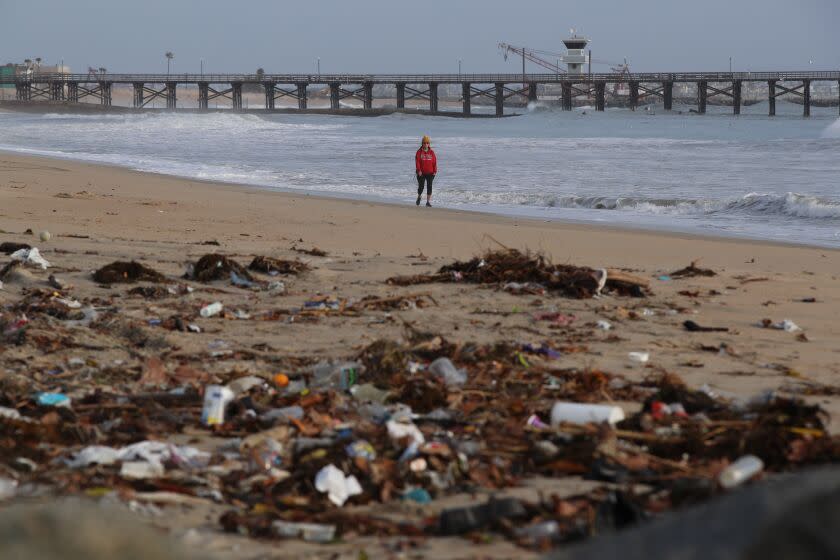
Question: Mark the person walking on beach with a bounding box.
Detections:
[415,135,437,207]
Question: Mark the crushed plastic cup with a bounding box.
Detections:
[199,302,223,318]
[387,419,426,446]
[596,319,612,331]
[550,402,626,426]
[628,351,650,364]
[201,385,235,426]
[312,361,363,390]
[314,464,362,507]
[429,357,467,386]
[719,455,764,489]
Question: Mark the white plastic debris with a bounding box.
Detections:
[428,357,467,386]
[386,419,426,446]
[550,402,626,426]
[120,460,165,480]
[596,319,612,331]
[0,406,21,421]
[0,477,18,501]
[226,376,264,395]
[775,319,801,333]
[628,351,650,363]
[272,520,336,543]
[10,247,51,270]
[594,268,608,296]
[201,385,235,425]
[66,445,120,468]
[314,464,362,507]
[719,455,764,489]
[199,302,223,318]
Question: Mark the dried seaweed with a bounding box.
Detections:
[93,261,167,284]
[669,260,716,278]
[188,253,252,283]
[248,256,311,275]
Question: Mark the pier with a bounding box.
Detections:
[3,71,839,117]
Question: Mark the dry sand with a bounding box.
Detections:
[1,152,839,558]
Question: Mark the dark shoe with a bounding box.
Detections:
[416,195,421,206]
[426,201,432,207]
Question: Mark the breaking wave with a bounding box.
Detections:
[512,192,840,220]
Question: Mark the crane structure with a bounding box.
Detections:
[498,43,567,76]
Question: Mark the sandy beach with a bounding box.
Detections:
[2,151,839,558]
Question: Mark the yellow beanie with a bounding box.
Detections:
[422,135,431,144]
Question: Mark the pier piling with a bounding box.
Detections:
[263,83,274,110]
[231,83,242,111]
[133,83,143,108]
[594,81,605,111]
[629,81,639,111]
[663,81,673,110]
[429,82,438,113]
[363,82,373,110]
[396,82,405,109]
[733,80,742,115]
[768,80,776,116]
[561,82,572,110]
[802,79,810,117]
[528,82,538,104]
[297,83,307,110]
[67,82,78,103]
[165,82,176,109]
[495,83,504,116]
[101,82,112,106]
[462,83,471,115]
[330,83,340,110]
[697,81,707,114]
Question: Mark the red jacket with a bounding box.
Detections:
[415,147,437,175]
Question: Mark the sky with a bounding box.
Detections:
[1,0,838,74]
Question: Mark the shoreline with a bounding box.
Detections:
[0,147,837,253]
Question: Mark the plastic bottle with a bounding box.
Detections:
[515,520,560,541]
[312,361,363,390]
[272,520,336,543]
[550,402,626,426]
[429,357,467,386]
[199,302,223,318]
[719,455,764,489]
[262,405,304,422]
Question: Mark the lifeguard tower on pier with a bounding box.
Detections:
[562,30,590,74]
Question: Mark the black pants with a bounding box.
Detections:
[417,174,434,197]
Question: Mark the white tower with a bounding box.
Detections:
[562,30,590,75]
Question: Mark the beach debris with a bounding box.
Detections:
[669,260,716,278]
[292,246,328,257]
[388,249,649,298]
[248,256,311,275]
[39,231,51,242]
[550,402,626,426]
[683,320,729,332]
[718,455,764,489]
[314,464,363,507]
[10,247,51,270]
[93,260,167,284]
[628,351,650,363]
[759,318,802,332]
[596,319,612,330]
[199,302,224,318]
[188,253,253,283]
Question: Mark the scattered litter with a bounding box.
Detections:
[719,455,764,489]
[249,256,311,275]
[596,319,612,330]
[628,351,650,363]
[199,302,224,318]
[188,254,253,283]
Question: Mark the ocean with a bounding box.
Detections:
[1,101,839,247]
